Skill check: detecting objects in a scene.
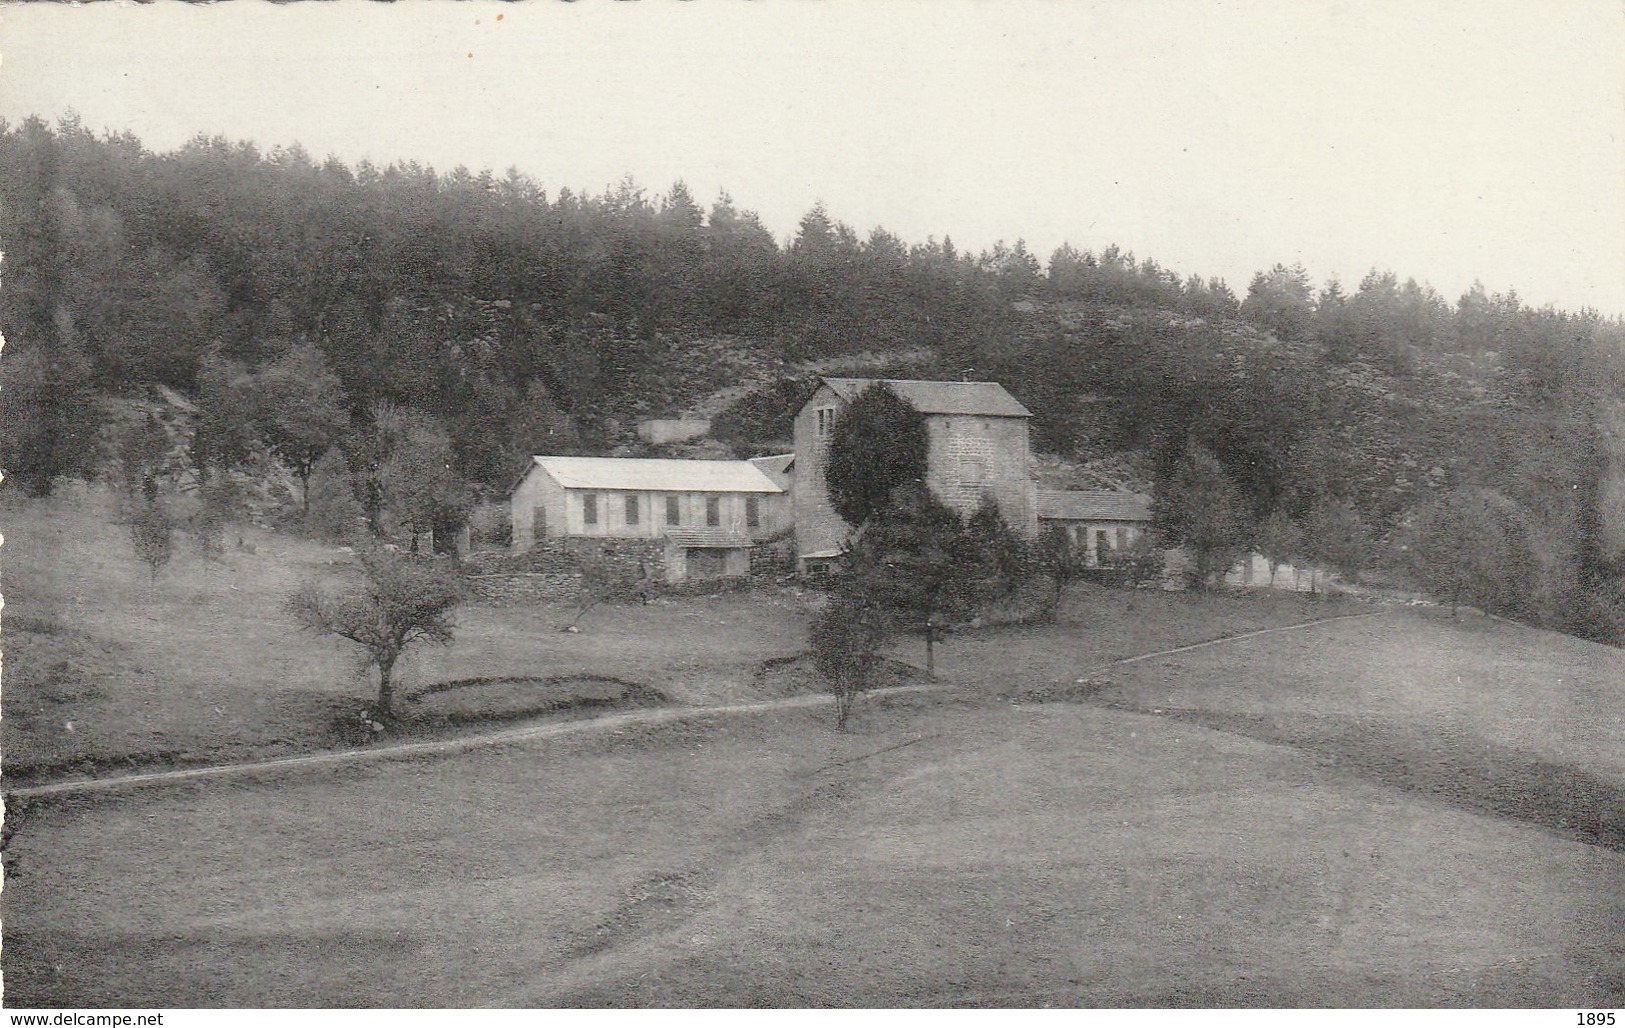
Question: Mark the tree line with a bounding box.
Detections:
[2,115,1622,643]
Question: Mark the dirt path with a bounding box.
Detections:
[5,609,1389,802]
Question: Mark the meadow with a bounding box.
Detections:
[3,487,1621,1006]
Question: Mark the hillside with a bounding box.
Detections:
[3,116,1623,643]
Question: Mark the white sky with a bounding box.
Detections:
[3,0,1622,315]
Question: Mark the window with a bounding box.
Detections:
[1116,527,1128,550]
[532,506,547,541]
[706,496,721,527]
[582,493,597,526]
[746,495,760,528]
[1097,528,1112,551]
[666,495,681,525]
[962,459,986,485]
[625,494,639,525]
[815,407,836,438]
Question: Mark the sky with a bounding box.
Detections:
[3,0,1623,315]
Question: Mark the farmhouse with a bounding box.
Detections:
[793,377,1038,568]
[511,456,787,583]
[1037,489,1153,567]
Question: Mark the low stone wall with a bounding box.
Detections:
[464,536,794,606]
[464,571,582,606]
[462,538,667,606]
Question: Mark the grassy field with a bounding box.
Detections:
[4,606,1621,1006]
[1,485,814,779]
[1,484,1347,783]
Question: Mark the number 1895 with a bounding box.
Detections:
[1578,1014,1615,1025]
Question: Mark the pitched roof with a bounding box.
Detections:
[526,456,784,494]
[665,527,755,549]
[820,378,1031,418]
[1037,489,1153,522]
[750,453,795,476]
[749,453,795,487]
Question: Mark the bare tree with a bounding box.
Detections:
[286,548,462,719]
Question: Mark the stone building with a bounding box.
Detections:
[510,456,787,583]
[792,377,1037,569]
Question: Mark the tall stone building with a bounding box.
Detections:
[792,377,1037,568]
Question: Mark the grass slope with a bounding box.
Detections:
[5,611,1621,1006]
[2,485,1342,785]
[0,485,811,780]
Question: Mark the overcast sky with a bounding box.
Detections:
[3,0,1622,315]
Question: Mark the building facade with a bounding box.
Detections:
[792,378,1038,567]
[1036,489,1153,567]
[511,456,787,582]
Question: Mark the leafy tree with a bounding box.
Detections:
[825,382,929,530]
[191,357,262,474]
[188,473,244,559]
[810,595,889,730]
[846,483,981,676]
[1255,510,1303,587]
[254,342,351,512]
[1239,262,1315,339]
[1153,441,1253,589]
[966,494,1029,602]
[286,547,462,718]
[303,448,364,544]
[1304,497,1371,588]
[115,412,171,503]
[363,403,468,551]
[1034,523,1087,610]
[1406,487,1534,616]
[0,334,103,498]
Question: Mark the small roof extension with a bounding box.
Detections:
[526,456,784,494]
[1037,489,1153,522]
[820,378,1031,418]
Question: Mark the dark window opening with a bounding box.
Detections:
[706,496,721,527]
[625,494,639,525]
[582,493,597,526]
[746,496,760,527]
[666,495,681,525]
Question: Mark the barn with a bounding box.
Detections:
[510,456,787,583]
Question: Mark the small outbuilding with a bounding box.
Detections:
[1037,489,1153,567]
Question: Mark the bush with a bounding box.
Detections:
[188,474,244,560]
[129,499,175,582]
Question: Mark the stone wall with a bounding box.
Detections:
[463,538,664,606]
[926,414,1038,536]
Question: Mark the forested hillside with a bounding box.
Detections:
[3,115,1622,641]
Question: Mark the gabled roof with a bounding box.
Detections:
[749,453,795,487]
[750,453,795,476]
[820,378,1031,418]
[1037,489,1153,522]
[525,456,784,494]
